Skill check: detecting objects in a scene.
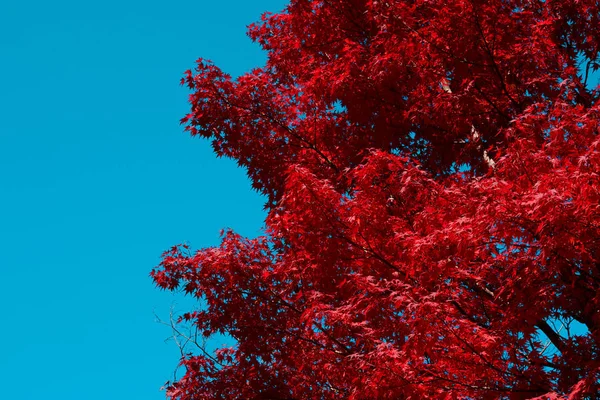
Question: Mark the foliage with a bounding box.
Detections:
[152,0,600,398]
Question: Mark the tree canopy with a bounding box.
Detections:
[152,0,600,398]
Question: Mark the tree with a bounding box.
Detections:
[151,0,600,398]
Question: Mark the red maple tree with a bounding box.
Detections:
[152,0,600,398]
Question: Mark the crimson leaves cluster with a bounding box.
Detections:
[152,0,600,398]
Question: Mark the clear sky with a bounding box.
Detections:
[0,1,285,398]
[2,2,599,400]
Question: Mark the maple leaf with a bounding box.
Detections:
[153,0,600,398]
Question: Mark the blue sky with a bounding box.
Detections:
[1,2,599,399]
[0,1,284,398]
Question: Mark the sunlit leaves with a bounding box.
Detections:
[154,0,600,398]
